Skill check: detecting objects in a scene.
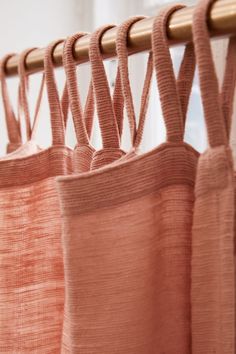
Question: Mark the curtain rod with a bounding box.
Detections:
[5,0,236,77]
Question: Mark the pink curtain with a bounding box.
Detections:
[0,0,235,353]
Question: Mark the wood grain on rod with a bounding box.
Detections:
[5,0,236,77]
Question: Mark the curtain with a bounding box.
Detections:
[0,0,235,353]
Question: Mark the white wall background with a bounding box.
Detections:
[0,0,233,156]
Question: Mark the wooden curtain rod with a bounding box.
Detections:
[5,0,236,77]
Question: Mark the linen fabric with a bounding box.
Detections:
[0,49,44,157]
[0,53,23,153]
[62,29,130,172]
[191,1,236,353]
[115,15,195,160]
[0,40,73,353]
[57,4,198,353]
[88,25,126,169]
[62,32,95,173]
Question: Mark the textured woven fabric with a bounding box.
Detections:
[88,25,126,169]
[62,34,152,343]
[62,29,132,172]
[0,53,22,153]
[115,15,195,159]
[0,49,44,157]
[116,16,152,149]
[0,41,74,353]
[57,5,198,353]
[63,32,95,173]
[191,1,236,353]
[1,1,235,352]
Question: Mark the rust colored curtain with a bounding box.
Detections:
[57,5,198,353]
[191,0,236,353]
[0,1,236,353]
[0,41,73,353]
